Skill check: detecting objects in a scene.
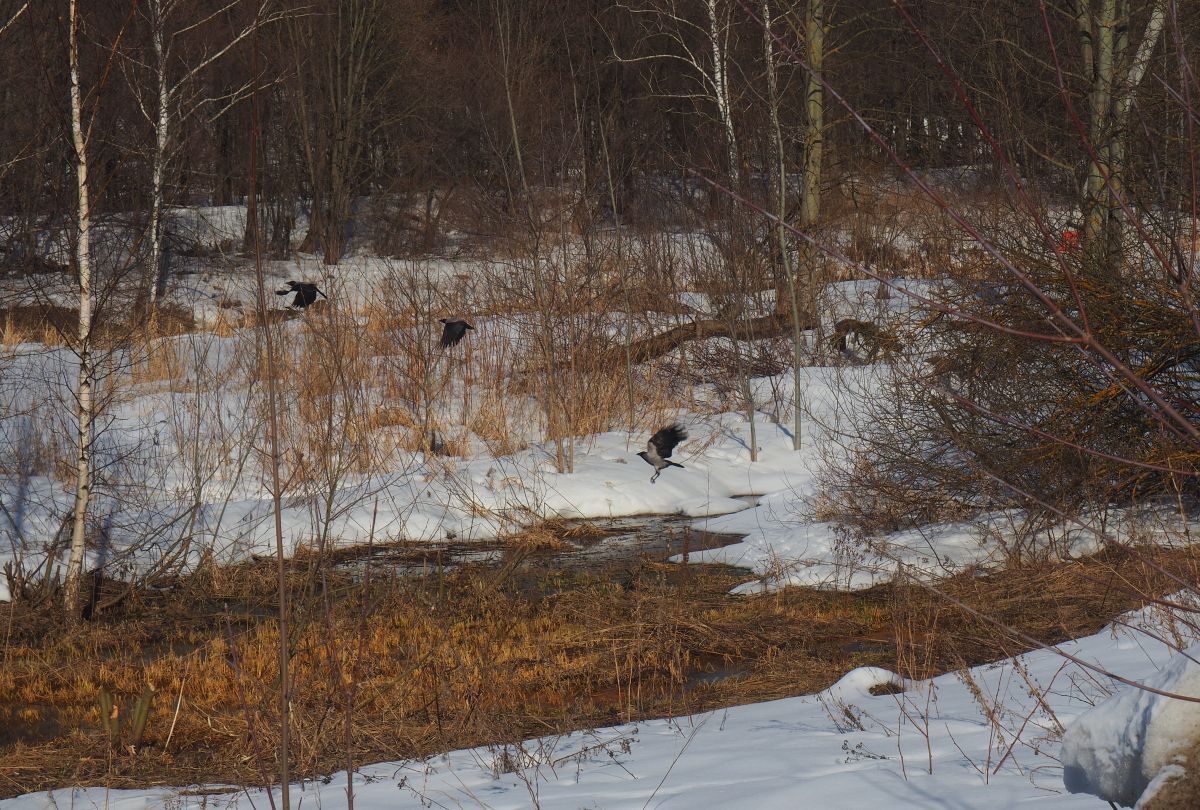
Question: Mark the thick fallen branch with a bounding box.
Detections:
[608,311,804,368]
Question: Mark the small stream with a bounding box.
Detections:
[325,509,761,694]
[332,504,757,581]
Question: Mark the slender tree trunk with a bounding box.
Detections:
[1080,0,1166,263]
[248,9,290,806]
[65,0,93,620]
[242,177,260,255]
[290,14,322,258]
[1106,0,1166,256]
[799,0,825,357]
[763,0,804,450]
[1083,0,1116,249]
[741,353,758,462]
[147,2,170,316]
[706,0,739,181]
[800,0,824,231]
[285,0,380,265]
[493,0,566,470]
[598,106,635,438]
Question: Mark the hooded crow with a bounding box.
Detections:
[275,280,325,309]
[439,317,474,348]
[638,424,687,483]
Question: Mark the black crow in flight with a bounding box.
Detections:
[638,424,687,483]
[439,317,474,348]
[276,280,325,309]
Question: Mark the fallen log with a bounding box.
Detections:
[601,311,806,368]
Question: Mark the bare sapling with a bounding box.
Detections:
[64,0,94,620]
[246,5,291,805]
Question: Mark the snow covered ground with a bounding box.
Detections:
[4,599,1193,809]
[0,256,1187,600]
[2,344,1179,601]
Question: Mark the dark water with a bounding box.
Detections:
[0,704,63,748]
[333,509,755,581]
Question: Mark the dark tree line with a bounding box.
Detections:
[1,1,1193,267]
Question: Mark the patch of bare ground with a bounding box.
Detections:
[0,536,1196,797]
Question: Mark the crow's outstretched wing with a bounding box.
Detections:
[648,424,687,460]
[440,319,473,348]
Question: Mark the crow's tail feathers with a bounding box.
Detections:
[667,460,685,469]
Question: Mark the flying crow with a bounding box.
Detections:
[276,280,325,309]
[439,317,474,348]
[638,424,687,483]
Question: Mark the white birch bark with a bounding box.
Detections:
[146,0,170,313]
[1106,1,1166,234]
[707,0,739,180]
[1081,0,1165,252]
[136,0,279,306]
[65,0,94,618]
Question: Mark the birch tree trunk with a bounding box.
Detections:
[65,0,94,619]
[1105,0,1165,255]
[146,0,170,316]
[137,0,279,308]
[1082,0,1116,248]
[711,0,751,457]
[706,0,739,181]
[1080,0,1166,261]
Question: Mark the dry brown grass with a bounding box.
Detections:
[128,337,188,387]
[2,539,1196,796]
[0,304,197,351]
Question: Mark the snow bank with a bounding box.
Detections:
[1061,645,1200,807]
[818,665,907,703]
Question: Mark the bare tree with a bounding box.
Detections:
[245,6,292,802]
[618,0,742,180]
[126,0,282,315]
[761,0,808,449]
[1077,0,1168,259]
[286,0,406,264]
[483,0,575,470]
[64,0,94,619]
[798,0,824,235]
[0,3,36,226]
